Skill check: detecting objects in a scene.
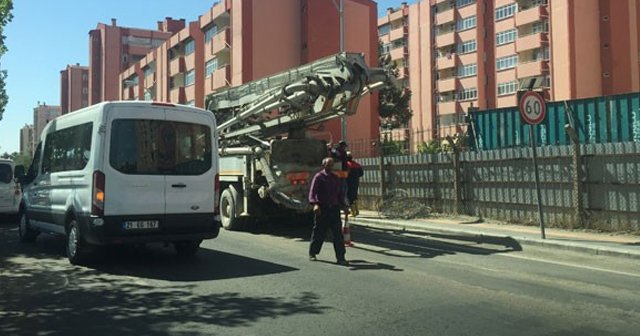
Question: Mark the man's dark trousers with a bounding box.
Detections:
[309,205,346,260]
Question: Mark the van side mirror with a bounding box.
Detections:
[14,165,25,180]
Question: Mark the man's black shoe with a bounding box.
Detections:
[309,255,317,261]
[336,259,349,266]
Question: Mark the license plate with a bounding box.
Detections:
[122,220,159,230]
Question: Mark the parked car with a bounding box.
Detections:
[0,159,23,221]
[17,101,221,264]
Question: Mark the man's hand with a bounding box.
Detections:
[313,204,321,215]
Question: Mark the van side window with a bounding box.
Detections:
[42,122,93,173]
[26,143,43,179]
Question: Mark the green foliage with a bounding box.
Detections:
[378,40,412,130]
[0,0,12,121]
[417,140,442,154]
[381,140,407,156]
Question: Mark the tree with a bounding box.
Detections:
[0,0,13,121]
[378,40,412,130]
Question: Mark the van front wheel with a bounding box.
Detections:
[67,219,91,265]
[18,211,38,243]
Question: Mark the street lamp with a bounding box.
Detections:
[332,0,347,142]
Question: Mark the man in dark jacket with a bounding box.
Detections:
[308,157,350,265]
[345,152,363,217]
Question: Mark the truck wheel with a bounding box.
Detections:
[174,240,202,257]
[67,219,91,265]
[220,188,242,230]
[18,211,38,243]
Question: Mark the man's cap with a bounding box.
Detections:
[338,140,347,146]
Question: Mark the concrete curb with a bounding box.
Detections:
[350,217,640,260]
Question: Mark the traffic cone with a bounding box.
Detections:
[343,213,354,247]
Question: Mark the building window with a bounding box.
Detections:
[495,3,517,21]
[205,58,218,78]
[186,100,196,106]
[205,24,218,42]
[496,29,517,46]
[496,55,518,70]
[82,88,88,94]
[458,87,477,101]
[457,63,477,78]
[455,0,475,8]
[144,90,153,101]
[456,15,476,32]
[379,23,391,36]
[532,20,549,33]
[382,43,392,54]
[457,40,477,54]
[185,40,195,56]
[497,81,518,96]
[185,69,195,86]
[143,65,154,78]
[82,74,88,81]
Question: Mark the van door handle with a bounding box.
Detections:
[171,183,187,188]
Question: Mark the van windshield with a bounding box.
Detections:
[110,119,212,175]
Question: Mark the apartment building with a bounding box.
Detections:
[88,17,186,105]
[119,0,379,146]
[33,103,61,143]
[60,64,89,115]
[379,0,640,142]
[20,124,34,157]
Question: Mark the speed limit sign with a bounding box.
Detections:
[519,91,546,125]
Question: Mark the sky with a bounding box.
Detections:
[0,0,416,154]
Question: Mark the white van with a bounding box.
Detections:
[18,101,221,264]
[0,159,22,219]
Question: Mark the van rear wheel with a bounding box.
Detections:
[67,219,91,265]
[174,240,201,257]
[18,211,38,243]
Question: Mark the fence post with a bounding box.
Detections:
[565,124,585,228]
[448,136,462,215]
[378,139,386,198]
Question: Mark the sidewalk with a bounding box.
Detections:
[349,210,640,260]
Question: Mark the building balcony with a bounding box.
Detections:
[437,101,460,114]
[436,54,457,70]
[144,73,155,87]
[389,9,404,22]
[389,47,406,61]
[210,28,231,56]
[185,84,196,103]
[169,57,186,76]
[396,66,408,79]
[435,9,455,25]
[170,86,186,103]
[434,0,450,4]
[516,32,548,53]
[435,31,456,47]
[517,60,549,78]
[389,26,406,41]
[437,77,458,92]
[205,65,231,92]
[515,5,548,27]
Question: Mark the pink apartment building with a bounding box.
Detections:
[88,17,186,105]
[119,0,379,146]
[60,63,89,115]
[379,0,640,143]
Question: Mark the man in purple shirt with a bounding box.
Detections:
[308,157,350,265]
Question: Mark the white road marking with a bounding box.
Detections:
[497,253,640,278]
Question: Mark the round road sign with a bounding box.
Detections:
[519,91,546,125]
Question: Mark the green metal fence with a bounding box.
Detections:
[470,92,640,150]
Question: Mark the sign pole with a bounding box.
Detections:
[519,91,547,239]
[529,125,546,239]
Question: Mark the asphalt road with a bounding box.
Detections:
[1,215,639,336]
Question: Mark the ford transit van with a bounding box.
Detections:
[18,101,221,264]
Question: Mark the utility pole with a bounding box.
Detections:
[332,0,347,142]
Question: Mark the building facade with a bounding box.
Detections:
[20,124,34,157]
[88,17,185,105]
[60,64,89,115]
[119,0,380,147]
[379,0,640,143]
[33,103,61,143]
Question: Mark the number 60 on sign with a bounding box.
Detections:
[519,91,546,125]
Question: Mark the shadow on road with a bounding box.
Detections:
[350,226,521,260]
